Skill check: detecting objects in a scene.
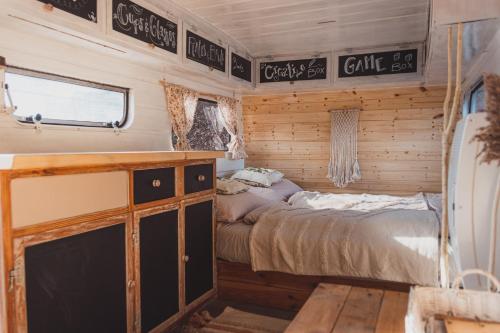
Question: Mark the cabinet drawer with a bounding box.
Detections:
[134,168,175,205]
[184,164,214,195]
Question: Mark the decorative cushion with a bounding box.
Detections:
[230,167,284,187]
[216,186,285,223]
[217,178,249,195]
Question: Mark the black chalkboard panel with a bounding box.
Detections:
[25,223,127,333]
[112,0,177,54]
[338,49,418,78]
[186,31,226,72]
[231,53,252,83]
[140,210,179,332]
[38,0,97,22]
[185,200,213,305]
[260,58,327,83]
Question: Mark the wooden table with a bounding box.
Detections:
[285,283,409,333]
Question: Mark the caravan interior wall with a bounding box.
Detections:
[243,86,446,195]
[0,0,245,154]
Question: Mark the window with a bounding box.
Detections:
[463,80,485,116]
[186,98,230,150]
[4,67,129,128]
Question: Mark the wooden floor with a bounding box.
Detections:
[218,260,411,312]
[286,283,409,333]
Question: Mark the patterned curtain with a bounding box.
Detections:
[163,83,199,150]
[216,96,247,160]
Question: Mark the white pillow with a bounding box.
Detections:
[231,167,284,187]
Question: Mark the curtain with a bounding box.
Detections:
[163,83,199,150]
[216,96,247,160]
[203,104,225,150]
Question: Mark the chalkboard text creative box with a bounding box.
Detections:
[186,31,226,72]
[38,0,97,22]
[338,49,418,78]
[231,53,252,83]
[112,0,177,54]
[259,58,328,83]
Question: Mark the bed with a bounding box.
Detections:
[215,172,442,309]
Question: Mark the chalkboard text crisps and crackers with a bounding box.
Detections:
[112,0,178,54]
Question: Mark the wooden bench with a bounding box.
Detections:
[285,283,409,333]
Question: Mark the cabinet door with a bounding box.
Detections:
[139,210,179,332]
[184,200,213,305]
[24,223,127,333]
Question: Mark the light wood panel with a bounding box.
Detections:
[243,86,446,195]
[171,0,429,56]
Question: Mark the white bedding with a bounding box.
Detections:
[248,191,440,286]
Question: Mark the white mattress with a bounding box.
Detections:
[216,222,252,264]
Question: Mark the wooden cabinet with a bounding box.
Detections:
[0,153,222,333]
[184,200,214,306]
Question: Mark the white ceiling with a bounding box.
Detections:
[170,0,430,57]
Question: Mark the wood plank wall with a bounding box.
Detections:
[242,86,446,195]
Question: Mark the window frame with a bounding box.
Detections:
[5,66,130,128]
[463,78,484,117]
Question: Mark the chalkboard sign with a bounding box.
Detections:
[186,31,226,73]
[338,49,418,78]
[112,0,177,54]
[38,0,97,22]
[259,58,327,83]
[231,53,252,83]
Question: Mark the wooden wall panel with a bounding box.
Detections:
[242,86,446,195]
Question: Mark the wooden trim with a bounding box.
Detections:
[12,207,130,238]
[217,260,411,312]
[4,151,224,172]
[12,214,129,333]
[0,174,13,333]
[125,211,135,333]
[179,201,186,312]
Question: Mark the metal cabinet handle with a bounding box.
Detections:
[197,175,206,182]
[152,179,161,188]
[183,255,190,263]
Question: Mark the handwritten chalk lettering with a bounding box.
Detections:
[112,0,177,54]
[186,31,226,72]
[231,53,252,82]
[259,58,327,83]
[38,0,97,22]
[338,49,417,78]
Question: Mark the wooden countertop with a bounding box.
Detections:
[0,151,225,171]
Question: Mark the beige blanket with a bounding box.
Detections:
[249,200,440,286]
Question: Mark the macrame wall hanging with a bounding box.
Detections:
[327,109,361,188]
